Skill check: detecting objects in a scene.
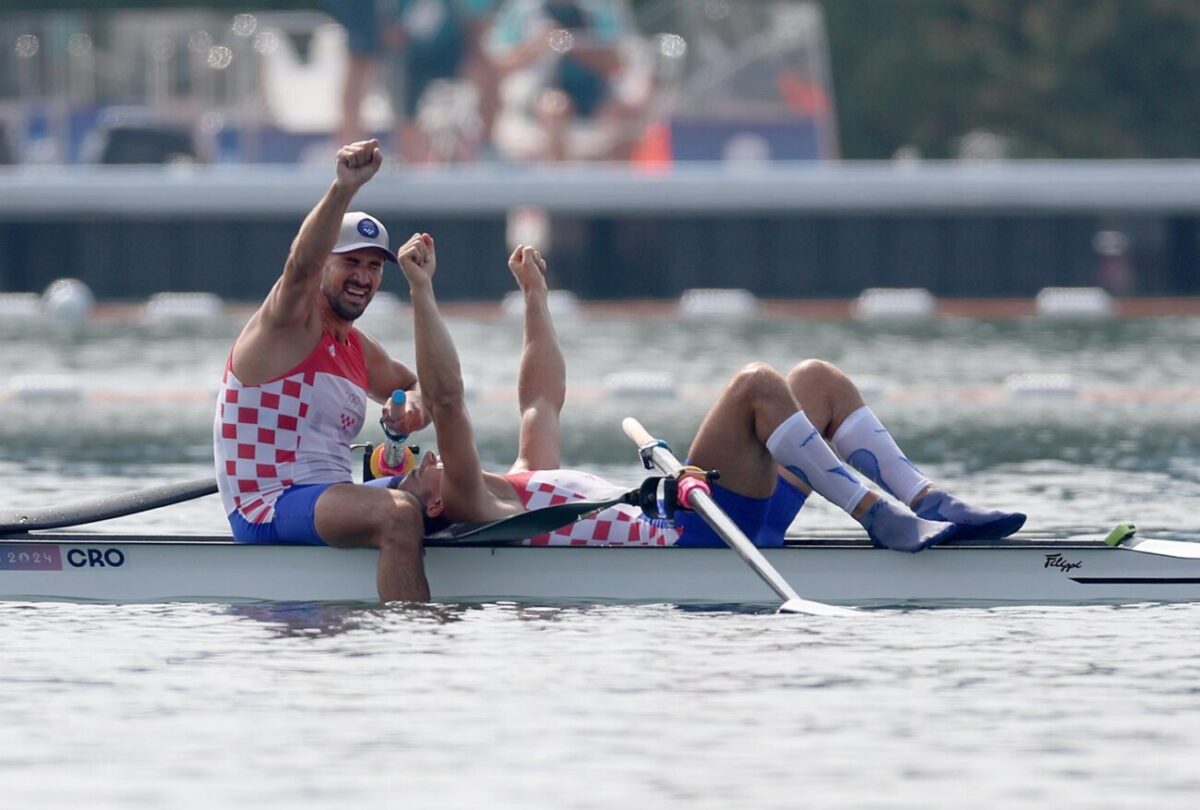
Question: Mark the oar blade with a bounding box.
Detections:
[623,417,856,617]
[778,597,858,617]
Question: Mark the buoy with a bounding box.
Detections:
[42,278,94,326]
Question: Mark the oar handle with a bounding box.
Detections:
[621,417,655,449]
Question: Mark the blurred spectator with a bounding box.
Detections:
[324,0,391,145]
[460,0,503,152]
[486,0,649,161]
[383,0,469,162]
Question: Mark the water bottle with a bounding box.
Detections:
[370,390,417,479]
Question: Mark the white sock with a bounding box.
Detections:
[831,405,930,506]
[765,411,869,514]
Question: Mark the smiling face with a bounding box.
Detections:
[398,450,445,518]
[321,248,386,321]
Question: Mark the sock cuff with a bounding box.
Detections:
[765,410,818,458]
[830,404,879,456]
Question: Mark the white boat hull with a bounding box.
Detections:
[4,532,1200,606]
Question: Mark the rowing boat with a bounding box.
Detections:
[3,527,1200,606]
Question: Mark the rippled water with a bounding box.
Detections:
[2,310,1200,806]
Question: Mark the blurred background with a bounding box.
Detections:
[0,0,1198,303]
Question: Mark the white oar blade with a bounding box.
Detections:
[778,597,859,617]
[1119,538,1200,560]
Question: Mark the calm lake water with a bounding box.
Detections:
[2,307,1199,807]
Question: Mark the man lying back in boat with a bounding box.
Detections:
[394,235,1026,551]
[213,139,433,601]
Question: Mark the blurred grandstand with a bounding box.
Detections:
[0,1,838,165]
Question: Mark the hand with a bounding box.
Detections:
[381,390,429,436]
[397,232,437,289]
[335,139,382,191]
[508,244,548,295]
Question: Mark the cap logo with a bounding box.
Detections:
[357,218,379,239]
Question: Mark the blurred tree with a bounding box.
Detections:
[11,0,1200,158]
[820,0,1200,158]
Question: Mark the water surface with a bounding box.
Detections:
[2,311,1199,807]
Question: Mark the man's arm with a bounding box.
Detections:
[396,232,496,520]
[231,140,382,382]
[359,330,430,436]
[508,245,566,472]
[262,139,382,328]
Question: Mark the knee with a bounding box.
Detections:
[786,359,844,390]
[379,492,424,553]
[730,361,788,401]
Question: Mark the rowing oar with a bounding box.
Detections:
[425,492,637,544]
[1103,522,1200,559]
[622,418,856,617]
[0,478,218,533]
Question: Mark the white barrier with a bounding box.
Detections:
[0,292,42,322]
[678,288,759,318]
[501,289,581,318]
[1035,287,1114,319]
[602,370,677,399]
[141,292,225,322]
[6,374,84,402]
[853,288,936,321]
[1004,372,1077,399]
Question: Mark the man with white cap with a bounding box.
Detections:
[213,139,434,601]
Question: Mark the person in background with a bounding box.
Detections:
[382,0,470,162]
[390,236,1026,552]
[325,0,391,145]
[486,0,647,161]
[213,139,433,601]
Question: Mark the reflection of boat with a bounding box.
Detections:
[3,527,1200,607]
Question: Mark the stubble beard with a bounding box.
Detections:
[324,287,371,321]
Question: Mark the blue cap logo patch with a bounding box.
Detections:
[357,218,379,239]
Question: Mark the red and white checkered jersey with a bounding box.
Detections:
[505,469,681,546]
[214,330,369,524]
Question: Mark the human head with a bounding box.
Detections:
[397,450,448,530]
[322,212,397,321]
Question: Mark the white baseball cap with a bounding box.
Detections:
[332,212,397,263]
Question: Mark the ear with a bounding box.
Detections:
[426,497,444,519]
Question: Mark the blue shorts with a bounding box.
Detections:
[674,477,808,549]
[228,478,400,545]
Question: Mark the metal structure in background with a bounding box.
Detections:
[0,4,1195,298]
[0,2,837,165]
[0,161,1197,300]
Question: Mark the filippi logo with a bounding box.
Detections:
[66,548,126,568]
[1044,553,1082,573]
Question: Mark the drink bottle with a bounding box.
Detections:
[370,390,417,479]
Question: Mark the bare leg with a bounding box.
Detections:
[315,484,429,601]
[688,362,954,551]
[788,358,1025,540]
[687,362,807,499]
[785,359,867,438]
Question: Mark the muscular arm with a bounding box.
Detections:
[232,140,383,383]
[399,234,499,521]
[359,328,430,436]
[509,245,565,472]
